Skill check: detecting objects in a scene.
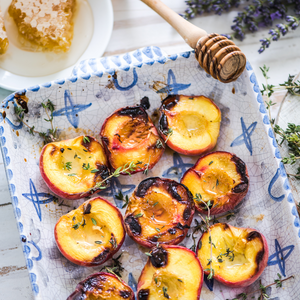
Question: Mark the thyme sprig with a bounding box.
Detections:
[190,218,205,252]
[115,191,130,208]
[100,253,124,278]
[260,65,275,128]
[189,210,235,252]
[156,139,164,149]
[164,128,173,143]
[72,216,86,230]
[83,161,142,195]
[194,193,214,280]
[14,99,58,144]
[261,66,300,98]
[261,67,300,183]
[229,274,294,300]
[143,156,151,175]
[217,248,234,263]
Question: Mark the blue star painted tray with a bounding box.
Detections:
[0,46,299,299]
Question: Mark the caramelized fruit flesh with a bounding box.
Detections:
[181,151,249,214]
[67,272,135,300]
[137,245,203,300]
[0,9,8,54]
[8,0,75,52]
[55,197,125,266]
[197,223,268,287]
[118,119,151,148]
[101,106,164,174]
[159,95,221,155]
[40,135,109,199]
[125,177,195,248]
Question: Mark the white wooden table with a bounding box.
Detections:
[1,0,300,298]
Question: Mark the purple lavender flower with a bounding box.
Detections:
[270,11,283,20]
[260,38,270,48]
[269,29,280,41]
[276,23,288,35]
[286,15,299,30]
[221,33,233,39]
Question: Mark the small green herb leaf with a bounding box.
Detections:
[63,162,72,171]
[82,163,90,170]
[134,213,143,218]
[83,136,90,143]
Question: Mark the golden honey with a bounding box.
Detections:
[0,8,9,55]
[8,0,76,52]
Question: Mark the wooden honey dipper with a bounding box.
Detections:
[141,0,246,83]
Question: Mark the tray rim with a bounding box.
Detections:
[0,47,299,298]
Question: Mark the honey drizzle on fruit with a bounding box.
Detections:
[150,270,184,299]
[71,211,111,248]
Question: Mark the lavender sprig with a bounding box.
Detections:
[182,0,300,53]
[181,0,241,20]
[259,15,299,53]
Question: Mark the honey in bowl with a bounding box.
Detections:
[0,0,94,77]
[8,0,75,52]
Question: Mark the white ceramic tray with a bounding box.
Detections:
[0,46,299,299]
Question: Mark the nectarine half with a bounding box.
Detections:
[137,245,203,299]
[67,272,135,300]
[181,151,249,215]
[55,197,125,266]
[100,106,164,174]
[158,95,221,156]
[39,135,109,200]
[197,223,269,287]
[124,177,195,248]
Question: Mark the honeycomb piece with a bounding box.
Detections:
[9,0,76,52]
[0,8,9,55]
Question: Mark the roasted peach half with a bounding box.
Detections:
[181,151,249,215]
[158,95,221,156]
[67,272,135,300]
[197,223,269,287]
[137,245,203,299]
[40,135,109,200]
[54,197,125,266]
[100,106,164,174]
[124,177,195,248]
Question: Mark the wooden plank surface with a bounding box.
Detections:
[0,0,300,299]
